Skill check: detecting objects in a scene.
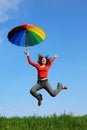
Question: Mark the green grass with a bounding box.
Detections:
[0,114,87,130]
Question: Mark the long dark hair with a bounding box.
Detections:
[38,54,51,65]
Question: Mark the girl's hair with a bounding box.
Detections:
[38,54,51,65]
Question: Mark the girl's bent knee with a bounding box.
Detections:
[50,93,56,97]
[30,89,33,94]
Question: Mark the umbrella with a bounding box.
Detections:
[7,24,46,47]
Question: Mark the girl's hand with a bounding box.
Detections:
[54,54,58,58]
[24,50,29,56]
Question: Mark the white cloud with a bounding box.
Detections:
[0,0,21,23]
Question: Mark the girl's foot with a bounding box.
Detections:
[38,94,43,106]
[58,82,68,89]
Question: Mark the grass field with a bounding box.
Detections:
[0,114,87,130]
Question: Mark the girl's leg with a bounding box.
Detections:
[44,81,63,97]
[30,82,42,101]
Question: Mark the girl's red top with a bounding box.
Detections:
[27,56,56,79]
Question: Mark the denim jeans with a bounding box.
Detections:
[30,79,63,100]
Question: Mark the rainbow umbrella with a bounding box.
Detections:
[7,24,46,47]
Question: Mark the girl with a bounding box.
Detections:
[24,50,67,106]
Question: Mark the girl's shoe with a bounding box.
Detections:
[63,86,67,89]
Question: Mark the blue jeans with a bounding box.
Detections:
[30,79,63,100]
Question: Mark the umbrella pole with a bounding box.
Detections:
[26,46,28,51]
[26,31,29,51]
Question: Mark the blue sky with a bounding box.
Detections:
[0,0,87,117]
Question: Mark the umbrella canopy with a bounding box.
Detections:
[7,24,46,47]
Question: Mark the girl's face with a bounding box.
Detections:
[41,57,47,65]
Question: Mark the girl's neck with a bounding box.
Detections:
[40,65,45,67]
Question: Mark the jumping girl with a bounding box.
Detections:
[24,50,67,106]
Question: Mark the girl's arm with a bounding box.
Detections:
[48,54,58,67]
[50,54,58,63]
[24,50,38,68]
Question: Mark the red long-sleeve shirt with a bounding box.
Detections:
[27,56,56,79]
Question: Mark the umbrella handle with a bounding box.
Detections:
[24,46,29,56]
